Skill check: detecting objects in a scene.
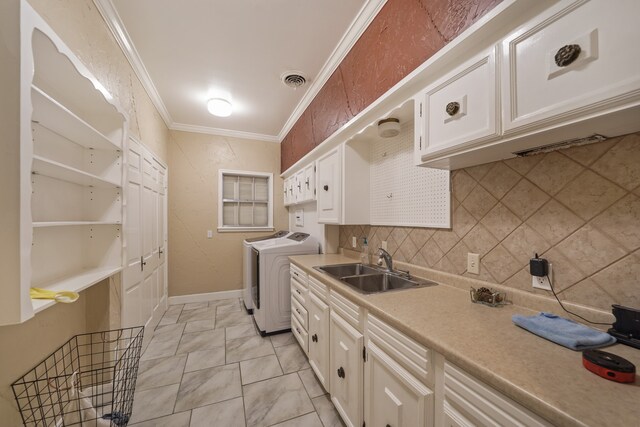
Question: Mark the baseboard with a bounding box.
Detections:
[168,289,243,305]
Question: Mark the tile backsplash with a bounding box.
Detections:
[339,132,640,311]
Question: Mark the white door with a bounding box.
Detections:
[365,341,434,427]
[122,139,167,329]
[317,148,341,224]
[329,310,363,427]
[122,138,143,327]
[308,292,330,391]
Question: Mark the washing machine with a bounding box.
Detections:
[251,232,319,335]
[242,230,290,314]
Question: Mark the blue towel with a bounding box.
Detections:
[512,312,616,351]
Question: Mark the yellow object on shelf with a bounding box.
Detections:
[30,288,79,303]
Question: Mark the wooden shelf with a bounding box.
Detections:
[31,85,120,151]
[32,221,121,228]
[32,155,121,188]
[31,266,123,314]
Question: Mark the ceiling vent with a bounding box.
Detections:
[281,72,307,89]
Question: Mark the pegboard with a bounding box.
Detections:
[369,122,451,228]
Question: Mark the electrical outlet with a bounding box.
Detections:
[207,230,213,239]
[467,253,480,274]
[532,263,552,290]
[351,236,357,248]
[381,240,388,250]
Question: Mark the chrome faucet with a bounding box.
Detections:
[377,248,411,278]
[377,248,393,272]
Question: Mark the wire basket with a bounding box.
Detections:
[12,327,144,427]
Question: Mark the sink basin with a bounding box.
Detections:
[341,273,437,294]
[315,263,380,277]
[314,263,437,294]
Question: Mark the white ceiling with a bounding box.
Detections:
[97,0,385,142]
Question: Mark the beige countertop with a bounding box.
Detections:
[289,253,640,427]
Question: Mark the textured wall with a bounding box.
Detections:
[339,133,640,312]
[168,131,288,297]
[280,0,502,172]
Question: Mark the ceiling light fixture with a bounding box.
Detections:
[207,98,233,117]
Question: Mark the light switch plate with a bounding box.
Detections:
[207,230,213,239]
[294,209,304,227]
[467,253,480,274]
[351,236,357,248]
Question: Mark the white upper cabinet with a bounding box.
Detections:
[303,162,316,201]
[502,0,640,133]
[416,46,499,163]
[283,161,316,207]
[1,2,127,325]
[316,147,342,224]
[415,0,640,170]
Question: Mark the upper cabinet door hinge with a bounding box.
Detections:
[363,346,367,362]
[419,136,422,150]
[419,102,423,118]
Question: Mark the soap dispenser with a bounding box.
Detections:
[360,237,370,265]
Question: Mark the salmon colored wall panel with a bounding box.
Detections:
[281,0,502,172]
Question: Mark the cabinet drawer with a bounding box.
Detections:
[291,279,307,306]
[444,362,551,427]
[420,46,498,158]
[290,264,307,282]
[291,314,308,354]
[366,314,433,386]
[291,296,308,330]
[308,275,329,301]
[329,290,363,332]
[502,0,640,132]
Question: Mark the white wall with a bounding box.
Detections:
[287,202,338,253]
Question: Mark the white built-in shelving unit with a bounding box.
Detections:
[2,2,128,324]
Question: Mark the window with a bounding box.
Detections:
[218,169,273,231]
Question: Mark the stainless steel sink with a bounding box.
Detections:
[341,273,437,294]
[314,263,437,294]
[315,263,380,277]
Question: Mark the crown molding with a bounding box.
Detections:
[93,0,173,128]
[276,0,388,142]
[170,123,280,143]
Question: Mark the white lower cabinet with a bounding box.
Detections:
[365,341,434,427]
[443,362,551,427]
[329,309,364,427]
[308,290,330,391]
[365,314,435,427]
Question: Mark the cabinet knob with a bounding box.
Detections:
[305,178,310,188]
[337,366,345,378]
[297,183,301,190]
[312,334,318,342]
[296,308,301,315]
[445,101,460,116]
[554,44,581,67]
[323,185,329,191]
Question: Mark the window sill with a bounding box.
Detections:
[217,227,275,233]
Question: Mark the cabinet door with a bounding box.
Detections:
[317,148,341,224]
[308,292,330,391]
[303,163,316,201]
[365,341,434,427]
[283,179,289,206]
[294,170,304,203]
[419,47,498,160]
[501,0,640,132]
[330,310,363,427]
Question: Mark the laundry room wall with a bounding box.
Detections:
[168,130,288,297]
[0,0,170,422]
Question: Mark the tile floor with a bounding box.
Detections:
[129,298,346,427]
